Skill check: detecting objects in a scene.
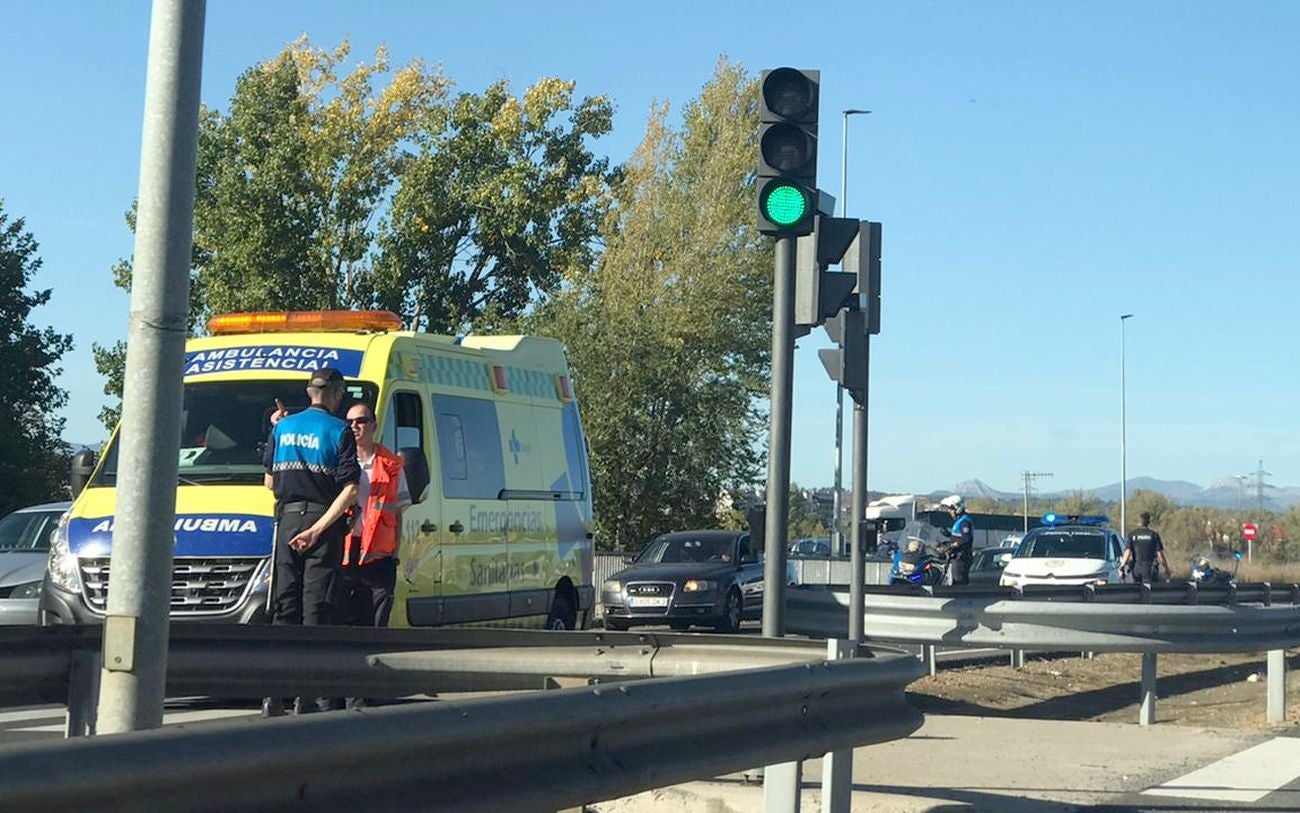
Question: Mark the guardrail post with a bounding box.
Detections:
[1139,652,1157,726]
[820,639,855,813]
[764,761,802,812]
[65,650,102,738]
[1010,649,1025,669]
[1267,649,1287,724]
[922,644,937,677]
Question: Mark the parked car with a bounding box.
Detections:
[0,501,69,625]
[601,530,766,632]
[998,514,1124,589]
[789,536,832,557]
[968,546,1015,585]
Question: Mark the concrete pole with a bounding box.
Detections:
[1267,649,1287,724]
[96,0,206,735]
[763,237,797,638]
[1139,652,1157,726]
[820,638,855,813]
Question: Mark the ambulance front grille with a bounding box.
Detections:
[79,557,264,615]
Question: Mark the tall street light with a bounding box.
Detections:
[1120,313,1134,536]
[831,107,870,555]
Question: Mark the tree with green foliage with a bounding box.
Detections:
[0,201,74,513]
[94,37,615,430]
[368,77,617,331]
[531,60,771,550]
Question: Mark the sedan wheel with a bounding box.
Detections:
[714,589,742,633]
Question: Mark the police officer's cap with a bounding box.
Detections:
[308,368,345,389]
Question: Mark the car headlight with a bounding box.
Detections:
[602,579,622,593]
[683,579,716,592]
[250,556,272,593]
[47,515,81,593]
[8,581,43,600]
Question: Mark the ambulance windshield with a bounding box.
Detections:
[92,379,376,486]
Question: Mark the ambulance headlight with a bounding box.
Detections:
[47,515,82,593]
[249,556,273,594]
[602,580,622,593]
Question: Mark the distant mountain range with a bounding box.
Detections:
[949,477,1300,513]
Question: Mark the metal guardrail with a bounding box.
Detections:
[786,583,1298,726]
[0,625,923,812]
[786,585,1300,653]
[0,624,881,710]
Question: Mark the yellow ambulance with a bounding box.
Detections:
[41,311,595,629]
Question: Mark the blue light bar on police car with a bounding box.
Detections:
[1040,513,1109,527]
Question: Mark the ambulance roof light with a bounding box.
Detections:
[207,310,403,335]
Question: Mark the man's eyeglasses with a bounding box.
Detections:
[347,416,375,426]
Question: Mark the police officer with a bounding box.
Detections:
[939,495,974,585]
[1120,511,1170,584]
[262,368,359,715]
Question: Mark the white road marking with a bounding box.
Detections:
[12,708,258,733]
[0,708,67,725]
[1142,737,1300,803]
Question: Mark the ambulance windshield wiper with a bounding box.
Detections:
[178,475,204,487]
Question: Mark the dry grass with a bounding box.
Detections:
[1236,561,1300,584]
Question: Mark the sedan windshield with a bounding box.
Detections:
[638,536,736,564]
[92,379,376,487]
[1018,530,1107,559]
[0,510,62,552]
[971,549,1013,572]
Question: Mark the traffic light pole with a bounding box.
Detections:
[848,340,869,643]
[762,236,797,638]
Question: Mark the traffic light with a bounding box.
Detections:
[795,214,860,326]
[842,221,883,334]
[819,308,867,401]
[757,68,820,236]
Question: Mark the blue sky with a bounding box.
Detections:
[2,1,1297,495]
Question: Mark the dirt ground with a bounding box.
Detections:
[906,649,1300,729]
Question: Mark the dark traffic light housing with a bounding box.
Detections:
[758,68,820,236]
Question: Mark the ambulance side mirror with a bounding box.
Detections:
[70,449,97,498]
[399,447,431,504]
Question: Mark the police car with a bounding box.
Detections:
[998,514,1125,589]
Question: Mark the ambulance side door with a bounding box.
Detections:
[380,389,442,626]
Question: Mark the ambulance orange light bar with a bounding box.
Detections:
[207,310,403,335]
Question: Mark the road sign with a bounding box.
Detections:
[1242,523,1257,541]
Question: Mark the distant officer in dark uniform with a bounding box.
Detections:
[939,495,974,585]
[1120,511,1170,584]
[261,368,359,715]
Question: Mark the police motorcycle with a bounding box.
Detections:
[1190,550,1242,587]
[889,537,950,587]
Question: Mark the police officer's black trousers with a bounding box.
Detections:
[265,502,344,716]
[272,503,343,626]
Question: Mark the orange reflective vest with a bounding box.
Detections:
[345,445,404,565]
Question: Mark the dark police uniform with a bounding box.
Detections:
[262,380,359,626]
[1126,524,1164,584]
[948,511,975,585]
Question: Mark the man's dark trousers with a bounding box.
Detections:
[268,502,344,714]
[272,502,343,626]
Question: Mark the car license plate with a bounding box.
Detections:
[628,596,669,608]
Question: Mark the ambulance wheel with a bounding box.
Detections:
[545,590,577,630]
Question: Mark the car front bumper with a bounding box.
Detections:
[601,588,726,625]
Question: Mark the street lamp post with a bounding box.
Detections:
[831,108,870,556]
[1120,313,1134,536]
